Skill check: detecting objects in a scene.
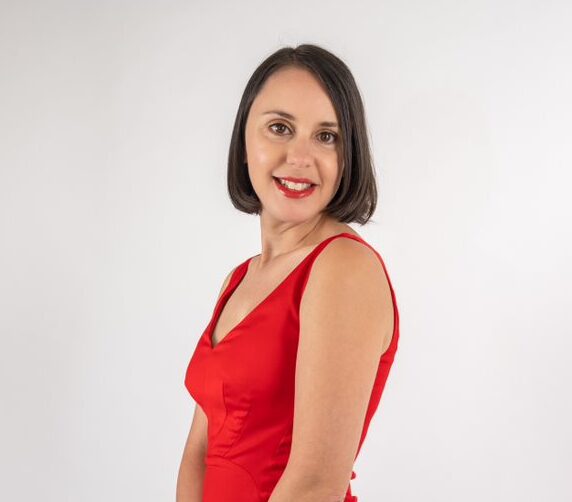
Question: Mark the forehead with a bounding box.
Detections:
[250,67,338,122]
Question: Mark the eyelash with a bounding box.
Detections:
[268,122,338,145]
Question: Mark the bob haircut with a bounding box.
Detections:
[227,43,378,225]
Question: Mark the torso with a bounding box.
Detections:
[211,223,360,348]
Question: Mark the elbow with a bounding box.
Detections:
[270,487,345,502]
[268,468,347,502]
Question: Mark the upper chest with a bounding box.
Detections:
[210,249,312,348]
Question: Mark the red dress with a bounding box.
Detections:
[185,232,400,501]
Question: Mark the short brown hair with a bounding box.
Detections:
[227,44,378,225]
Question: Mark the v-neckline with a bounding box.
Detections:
[207,232,360,350]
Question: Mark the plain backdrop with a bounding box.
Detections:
[1,0,571,501]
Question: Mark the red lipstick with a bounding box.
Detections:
[273,176,317,199]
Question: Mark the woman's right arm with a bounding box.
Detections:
[176,266,237,501]
[176,403,209,502]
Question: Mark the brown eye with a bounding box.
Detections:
[269,123,291,135]
[319,131,338,144]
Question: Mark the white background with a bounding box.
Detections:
[1,0,571,500]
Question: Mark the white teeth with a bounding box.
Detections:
[278,178,313,191]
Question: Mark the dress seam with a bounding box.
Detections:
[206,456,262,501]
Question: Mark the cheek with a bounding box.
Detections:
[247,149,276,185]
[326,157,342,184]
[248,140,283,172]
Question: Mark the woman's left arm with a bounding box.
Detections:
[268,238,394,502]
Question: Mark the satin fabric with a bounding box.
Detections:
[185,232,400,501]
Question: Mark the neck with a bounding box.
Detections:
[257,212,331,264]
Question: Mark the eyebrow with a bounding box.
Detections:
[262,110,339,128]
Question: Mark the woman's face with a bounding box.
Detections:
[244,66,343,224]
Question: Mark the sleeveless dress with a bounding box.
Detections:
[184,232,400,501]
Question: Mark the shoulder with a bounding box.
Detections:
[300,236,394,354]
[305,235,388,297]
[217,254,254,299]
[317,235,382,273]
[215,264,239,302]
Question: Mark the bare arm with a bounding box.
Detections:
[268,239,394,501]
[176,266,237,501]
[176,404,209,502]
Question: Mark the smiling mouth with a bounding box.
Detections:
[272,176,318,187]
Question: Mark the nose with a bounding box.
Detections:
[286,135,313,168]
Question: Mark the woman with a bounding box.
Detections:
[177,44,400,502]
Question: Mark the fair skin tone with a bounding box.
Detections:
[176,66,394,502]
